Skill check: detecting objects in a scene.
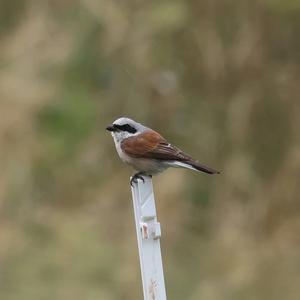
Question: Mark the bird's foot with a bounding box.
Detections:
[130,173,152,186]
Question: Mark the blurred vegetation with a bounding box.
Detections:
[1,0,300,299]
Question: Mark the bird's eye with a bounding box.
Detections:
[114,124,137,134]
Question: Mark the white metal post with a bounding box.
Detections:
[131,175,167,300]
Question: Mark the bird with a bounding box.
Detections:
[106,117,220,185]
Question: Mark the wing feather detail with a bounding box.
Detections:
[121,130,190,161]
[121,130,220,174]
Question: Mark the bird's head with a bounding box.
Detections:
[106,117,146,142]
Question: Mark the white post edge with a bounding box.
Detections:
[130,175,167,300]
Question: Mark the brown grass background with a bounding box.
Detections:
[0,0,300,299]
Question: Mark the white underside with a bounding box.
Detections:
[126,159,198,175]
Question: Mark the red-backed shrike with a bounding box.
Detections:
[106,117,220,184]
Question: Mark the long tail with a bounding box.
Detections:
[171,160,220,175]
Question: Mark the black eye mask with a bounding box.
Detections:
[114,124,137,134]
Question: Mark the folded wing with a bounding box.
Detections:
[121,130,219,174]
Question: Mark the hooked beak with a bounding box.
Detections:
[106,124,116,132]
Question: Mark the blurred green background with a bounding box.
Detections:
[1,0,300,299]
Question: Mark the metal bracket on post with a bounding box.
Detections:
[131,176,167,300]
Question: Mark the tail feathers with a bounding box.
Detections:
[188,160,220,174]
[171,160,220,175]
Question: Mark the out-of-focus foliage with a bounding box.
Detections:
[1,0,300,299]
